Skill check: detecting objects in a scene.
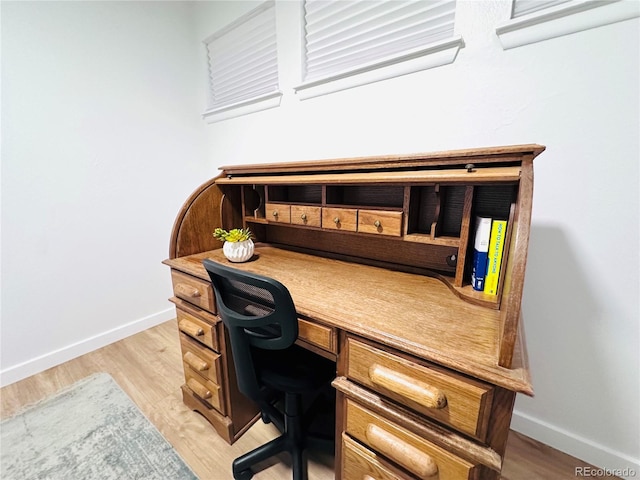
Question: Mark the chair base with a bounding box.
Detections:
[232,392,334,480]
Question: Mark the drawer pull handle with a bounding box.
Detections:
[183,351,209,371]
[333,217,340,224]
[374,220,381,228]
[369,364,447,410]
[366,424,438,478]
[272,210,278,217]
[179,319,204,338]
[175,283,201,298]
[300,213,307,221]
[187,378,212,400]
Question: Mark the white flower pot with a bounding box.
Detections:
[223,239,254,263]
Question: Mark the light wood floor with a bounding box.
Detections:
[0,320,613,480]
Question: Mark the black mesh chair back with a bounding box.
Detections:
[202,259,334,480]
[203,259,297,400]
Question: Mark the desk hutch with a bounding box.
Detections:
[163,145,544,479]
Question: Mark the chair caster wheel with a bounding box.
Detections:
[234,469,254,480]
[261,411,271,424]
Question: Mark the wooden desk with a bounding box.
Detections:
[164,145,543,479]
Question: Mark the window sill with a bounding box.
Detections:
[496,0,640,50]
[294,36,464,101]
[202,91,283,124]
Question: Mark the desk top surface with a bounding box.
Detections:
[164,245,531,394]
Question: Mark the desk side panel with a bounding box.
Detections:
[169,179,224,259]
[498,156,534,367]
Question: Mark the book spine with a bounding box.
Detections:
[471,217,492,291]
[484,220,507,296]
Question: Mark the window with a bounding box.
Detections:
[295,0,463,99]
[202,1,281,123]
[497,0,639,49]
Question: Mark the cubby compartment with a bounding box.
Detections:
[473,185,517,219]
[455,183,519,304]
[406,185,468,245]
[325,185,404,209]
[242,185,265,220]
[266,185,322,205]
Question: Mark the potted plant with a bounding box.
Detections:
[213,227,254,262]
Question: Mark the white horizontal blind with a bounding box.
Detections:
[512,0,572,18]
[205,1,279,112]
[302,0,458,83]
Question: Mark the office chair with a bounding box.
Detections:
[203,259,335,480]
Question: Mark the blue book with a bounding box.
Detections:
[471,217,492,291]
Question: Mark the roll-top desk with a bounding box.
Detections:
[163,145,544,479]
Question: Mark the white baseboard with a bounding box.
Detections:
[511,409,640,479]
[0,308,176,388]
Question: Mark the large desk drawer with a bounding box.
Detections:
[176,307,219,351]
[171,270,215,313]
[180,333,222,385]
[184,368,225,415]
[342,433,410,480]
[345,399,479,480]
[345,337,494,440]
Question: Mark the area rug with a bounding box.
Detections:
[1,373,198,480]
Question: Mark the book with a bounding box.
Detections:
[484,220,508,296]
[471,217,492,291]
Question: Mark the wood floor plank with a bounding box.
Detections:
[0,320,616,480]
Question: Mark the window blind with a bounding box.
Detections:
[302,0,458,83]
[512,0,572,18]
[204,1,279,113]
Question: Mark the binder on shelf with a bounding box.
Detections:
[484,220,508,296]
[471,216,492,291]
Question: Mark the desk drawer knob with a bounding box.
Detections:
[272,210,279,217]
[369,364,447,410]
[374,220,381,228]
[183,351,209,372]
[366,424,438,478]
[175,283,201,298]
[178,319,204,338]
[187,378,212,400]
[300,213,307,221]
[334,217,340,224]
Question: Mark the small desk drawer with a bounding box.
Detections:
[345,337,494,440]
[176,308,219,351]
[184,368,225,415]
[322,207,358,232]
[298,318,337,354]
[266,203,291,223]
[342,433,409,480]
[171,270,215,313]
[357,209,403,237]
[345,399,479,480]
[180,333,222,385]
[290,205,321,227]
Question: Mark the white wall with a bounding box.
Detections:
[1,1,210,384]
[194,0,640,476]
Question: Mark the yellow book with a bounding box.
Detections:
[484,220,507,296]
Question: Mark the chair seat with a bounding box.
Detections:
[254,345,334,394]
